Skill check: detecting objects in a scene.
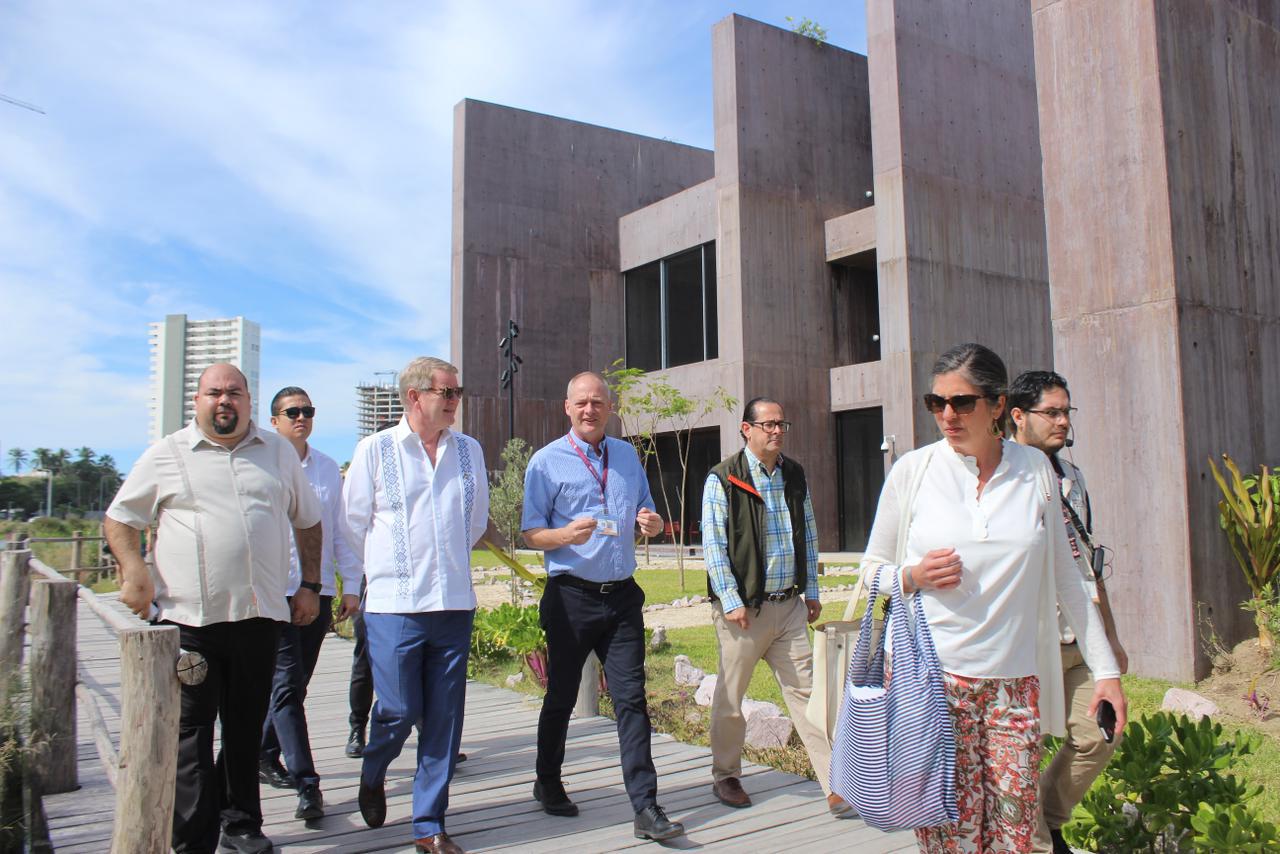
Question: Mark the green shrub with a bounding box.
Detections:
[1066,711,1274,852]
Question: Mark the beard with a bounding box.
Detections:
[212,410,240,435]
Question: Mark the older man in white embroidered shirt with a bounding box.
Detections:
[104,363,322,854]
[343,356,488,854]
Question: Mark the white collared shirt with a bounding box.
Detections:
[287,446,361,597]
[107,420,322,626]
[342,418,488,613]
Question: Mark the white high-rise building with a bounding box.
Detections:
[356,377,403,438]
[149,315,261,442]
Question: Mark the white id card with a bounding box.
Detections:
[595,515,619,536]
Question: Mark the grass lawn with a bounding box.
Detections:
[632,568,861,607]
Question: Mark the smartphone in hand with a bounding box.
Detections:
[1096,699,1117,743]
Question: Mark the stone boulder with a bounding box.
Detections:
[695,674,718,706]
[650,626,668,649]
[505,672,525,688]
[1161,687,1219,721]
[674,654,704,686]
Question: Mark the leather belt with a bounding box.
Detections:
[553,574,635,595]
[763,587,801,603]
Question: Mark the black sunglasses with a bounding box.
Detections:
[279,406,316,419]
[922,394,983,415]
[422,386,465,401]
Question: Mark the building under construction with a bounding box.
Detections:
[355,379,403,438]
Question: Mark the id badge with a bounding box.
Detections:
[595,515,619,536]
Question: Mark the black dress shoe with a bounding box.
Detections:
[358,781,386,828]
[345,726,366,758]
[456,751,467,763]
[295,783,324,821]
[633,804,684,841]
[258,758,296,790]
[218,827,273,853]
[1050,828,1072,854]
[533,779,579,817]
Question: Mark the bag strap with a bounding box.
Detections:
[840,564,870,622]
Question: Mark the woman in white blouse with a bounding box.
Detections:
[863,343,1126,853]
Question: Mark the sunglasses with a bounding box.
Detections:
[922,394,984,415]
[278,406,316,419]
[421,386,465,401]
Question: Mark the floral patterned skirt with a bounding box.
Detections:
[915,673,1041,854]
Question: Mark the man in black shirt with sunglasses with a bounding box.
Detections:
[1009,371,1126,854]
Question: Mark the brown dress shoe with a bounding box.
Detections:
[712,776,752,808]
[827,792,854,818]
[415,832,464,853]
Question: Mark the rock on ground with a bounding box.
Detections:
[674,654,706,686]
[1162,687,1220,720]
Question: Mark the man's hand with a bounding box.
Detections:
[805,598,823,623]
[292,589,320,626]
[1087,676,1128,734]
[909,548,963,591]
[334,593,360,622]
[636,508,663,538]
[120,574,155,620]
[561,516,598,546]
[723,607,750,630]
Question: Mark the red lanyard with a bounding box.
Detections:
[567,433,609,512]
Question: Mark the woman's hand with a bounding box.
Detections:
[1088,677,1128,735]
[908,548,963,591]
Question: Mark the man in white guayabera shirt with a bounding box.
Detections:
[343,356,488,854]
[1010,370,1127,854]
[105,363,322,854]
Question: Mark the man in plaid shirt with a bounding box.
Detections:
[701,397,851,818]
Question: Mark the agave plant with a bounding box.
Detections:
[1208,454,1280,656]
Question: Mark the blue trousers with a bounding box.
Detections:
[361,609,473,838]
[261,595,332,788]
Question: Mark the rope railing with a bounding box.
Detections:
[2,544,181,853]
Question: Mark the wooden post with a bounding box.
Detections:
[112,625,180,854]
[30,576,79,794]
[0,549,31,707]
[575,651,601,718]
[70,531,83,573]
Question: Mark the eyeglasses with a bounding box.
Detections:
[278,406,316,419]
[922,394,983,415]
[420,386,465,401]
[747,420,791,433]
[1026,406,1077,422]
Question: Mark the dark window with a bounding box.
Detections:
[644,427,720,544]
[835,407,885,551]
[624,242,717,370]
[832,256,880,365]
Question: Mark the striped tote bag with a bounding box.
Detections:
[829,568,957,831]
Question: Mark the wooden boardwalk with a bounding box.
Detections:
[45,595,916,852]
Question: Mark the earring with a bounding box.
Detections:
[991,420,1002,438]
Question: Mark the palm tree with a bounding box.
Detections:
[31,448,52,471]
[51,449,70,474]
[7,447,26,474]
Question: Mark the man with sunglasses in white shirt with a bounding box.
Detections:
[1010,370,1127,854]
[258,387,362,823]
[343,357,488,854]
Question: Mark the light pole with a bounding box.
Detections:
[36,469,53,518]
[498,319,522,444]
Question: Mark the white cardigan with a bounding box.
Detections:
[864,440,1119,737]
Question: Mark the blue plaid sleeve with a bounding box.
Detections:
[701,473,744,613]
[803,488,820,601]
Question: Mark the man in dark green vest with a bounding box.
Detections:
[701,397,851,818]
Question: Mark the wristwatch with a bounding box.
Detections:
[299,581,322,593]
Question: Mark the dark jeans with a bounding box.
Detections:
[171,618,281,854]
[536,576,657,813]
[349,582,373,729]
[261,595,332,788]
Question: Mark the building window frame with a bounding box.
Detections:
[624,241,717,371]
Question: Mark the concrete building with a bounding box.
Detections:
[148,314,260,441]
[355,378,404,438]
[453,3,1274,678]
[1031,0,1280,680]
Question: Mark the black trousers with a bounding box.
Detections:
[261,595,332,787]
[171,618,281,854]
[536,576,657,813]
[349,580,374,729]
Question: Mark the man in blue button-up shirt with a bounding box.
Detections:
[521,371,685,843]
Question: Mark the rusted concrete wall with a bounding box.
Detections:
[451,99,714,464]
[869,0,1053,449]
[1032,0,1280,679]
[712,15,874,547]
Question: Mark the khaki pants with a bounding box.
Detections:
[1031,643,1121,851]
[710,597,833,794]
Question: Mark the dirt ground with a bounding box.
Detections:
[1192,637,1280,739]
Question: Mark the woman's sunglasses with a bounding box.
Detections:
[922,394,983,415]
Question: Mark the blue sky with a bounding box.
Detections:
[1,1,867,474]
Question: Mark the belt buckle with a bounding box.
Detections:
[598,582,615,594]
[766,590,787,602]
